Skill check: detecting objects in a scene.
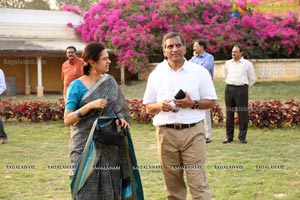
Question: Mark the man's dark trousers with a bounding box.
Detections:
[0,118,7,139]
[225,84,249,140]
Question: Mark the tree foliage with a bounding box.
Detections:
[0,0,26,8]
[0,0,50,10]
[56,0,97,10]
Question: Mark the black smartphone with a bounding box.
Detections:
[174,89,186,99]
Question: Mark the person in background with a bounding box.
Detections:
[143,32,217,200]
[223,45,255,144]
[64,42,143,199]
[0,68,8,144]
[190,40,214,143]
[61,46,84,99]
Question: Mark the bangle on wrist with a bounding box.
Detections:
[76,110,83,118]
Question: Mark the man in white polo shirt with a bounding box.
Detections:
[143,32,217,200]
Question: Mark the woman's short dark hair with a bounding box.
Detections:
[82,42,106,75]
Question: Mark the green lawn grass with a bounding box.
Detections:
[1,81,300,199]
[1,121,300,200]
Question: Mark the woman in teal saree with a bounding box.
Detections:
[64,42,143,200]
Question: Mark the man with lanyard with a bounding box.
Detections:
[143,32,217,200]
[190,40,214,143]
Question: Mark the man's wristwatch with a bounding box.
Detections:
[192,100,199,109]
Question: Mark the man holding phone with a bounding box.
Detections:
[143,32,217,200]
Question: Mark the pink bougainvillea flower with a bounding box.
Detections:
[62,0,300,74]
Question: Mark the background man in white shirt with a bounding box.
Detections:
[223,45,255,144]
[0,68,8,144]
[143,32,217,200]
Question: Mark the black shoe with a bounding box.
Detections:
[239,139,247,144]
[0,139,7,144]
[223,138,233,144]
[206,138,212,143]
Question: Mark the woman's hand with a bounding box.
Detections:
[90,98,108,110]
[64,98,108,127]
[116,118,130,129]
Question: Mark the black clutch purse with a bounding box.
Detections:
[93,116,127,146]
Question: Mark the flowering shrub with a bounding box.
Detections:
[0,99,65,122]
[211,103,224,124]
[247,99,300,128]
[1,98,300,127]
[126,98,300,127]
[62,0,300,74]
[248,100,289,128]
[126,98,154,123]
